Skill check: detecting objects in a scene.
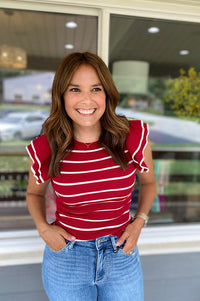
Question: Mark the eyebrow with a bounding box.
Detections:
[68,83,103,87]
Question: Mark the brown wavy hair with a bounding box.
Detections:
[43,52,130,176]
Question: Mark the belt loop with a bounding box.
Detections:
[68,241,76,249]
[110,236,118,253]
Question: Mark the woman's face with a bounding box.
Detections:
[63,64,106,136]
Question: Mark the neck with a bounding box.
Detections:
[73,127,101,143]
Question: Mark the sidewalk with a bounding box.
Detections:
[0,252,199,301]
[0,225,200,301]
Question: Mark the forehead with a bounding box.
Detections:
[70,64,100,82]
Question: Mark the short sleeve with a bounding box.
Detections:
[26,134,51,184]
[126,120,149,173]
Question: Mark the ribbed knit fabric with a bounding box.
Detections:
[26,120,149,240]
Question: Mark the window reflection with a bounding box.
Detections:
[0,8,97,230]
[110,15,200,224]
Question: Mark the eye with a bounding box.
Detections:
[69,87,80,92]
[92,87,102,92]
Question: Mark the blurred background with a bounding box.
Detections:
[0,1,200,300]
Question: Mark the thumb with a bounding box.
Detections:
[58,227,76,241]
[116,231,129,247]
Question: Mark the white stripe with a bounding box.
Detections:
[94,206,124,212]
[26,145,42,184]
[26,146,40,183]
[71,148,128,154]
[53,169,136,186]
[140,123,149,172]
[132,120,149,172]
[60,156,112,164]
[63,194,131,206]
[59,210,129,223]
[59,214,119,222]
[58,217,131,231]
[55,183,134,198]
[132,120,144,162]
[60,160,134,175]
[71,148,104,153]
[30,141,44,183]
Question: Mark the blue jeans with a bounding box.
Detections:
[42,235,143,301]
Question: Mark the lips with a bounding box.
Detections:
[76,109,96,115]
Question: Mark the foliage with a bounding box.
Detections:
[164,67,200,120]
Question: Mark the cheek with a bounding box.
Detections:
[100,96,106,111]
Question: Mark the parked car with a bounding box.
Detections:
[0,111,47,141]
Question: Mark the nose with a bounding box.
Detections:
[81,91,93,104]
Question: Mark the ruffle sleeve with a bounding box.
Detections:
[26,134,51,184]
[126,120,149,173]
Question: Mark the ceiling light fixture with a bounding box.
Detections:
[0,44,27,69]
[65,44,74,50]
[0,10,27,69]
[148,27,160,34]
[179,50,189,55]
[65,21,77,29]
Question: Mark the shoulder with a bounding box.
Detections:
[26,134,51,184]
[126,119,149,145]
[128,119,149,134]
[126,119,149,173]
[26,134,51,158]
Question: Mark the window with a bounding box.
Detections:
[0,8,98,230]
[110,15,200,224]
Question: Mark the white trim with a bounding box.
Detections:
[1,0,200,23]
[0,1,99,16]
[0,224,200,266]
[98,9,110,65]
[138,224,200,255]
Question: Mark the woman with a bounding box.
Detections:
[26,52,156,301]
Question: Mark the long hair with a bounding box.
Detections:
[43,52,130,176]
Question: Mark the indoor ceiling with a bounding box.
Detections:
[0,8,200,77]
[109,15,200,77]
[0,9,97,71]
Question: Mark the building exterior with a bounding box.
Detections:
[0,0,200,255]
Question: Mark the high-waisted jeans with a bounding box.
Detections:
[42,235,143,301]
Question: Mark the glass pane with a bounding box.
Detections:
[0,8,98,230]
[110,15,200,224]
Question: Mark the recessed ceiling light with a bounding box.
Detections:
[148,27,160,34]
[179,50,189,55]
[65,44,74,50]
[65,21,77,29]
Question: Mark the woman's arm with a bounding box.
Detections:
[116,140,157,253]
[135,139,157,224]
[26,159,76,251]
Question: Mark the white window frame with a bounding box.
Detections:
[1,0,200,258]
[3,0,200,65]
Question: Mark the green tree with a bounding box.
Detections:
[164,67,200,120]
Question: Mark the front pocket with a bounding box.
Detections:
[48,240,72,255]
[118,246,137,257]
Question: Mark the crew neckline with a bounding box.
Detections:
[74,139,99,149]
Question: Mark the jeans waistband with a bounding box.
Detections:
[66,235,119,252]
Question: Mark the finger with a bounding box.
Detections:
[122,243,132,254]
[116,231,129,246]
[122,238,136,254]
[54,226,76,241]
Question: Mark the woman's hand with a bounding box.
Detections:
[39,224,76,251]
[116,218,144,254]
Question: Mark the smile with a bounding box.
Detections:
[76,109,96,115]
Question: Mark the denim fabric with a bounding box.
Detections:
[42,235,143,301]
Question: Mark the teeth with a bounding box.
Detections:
[77,109,95,115]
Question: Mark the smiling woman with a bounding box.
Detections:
[26,51,156,301]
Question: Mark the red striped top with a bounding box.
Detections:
[26,120,149,240]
